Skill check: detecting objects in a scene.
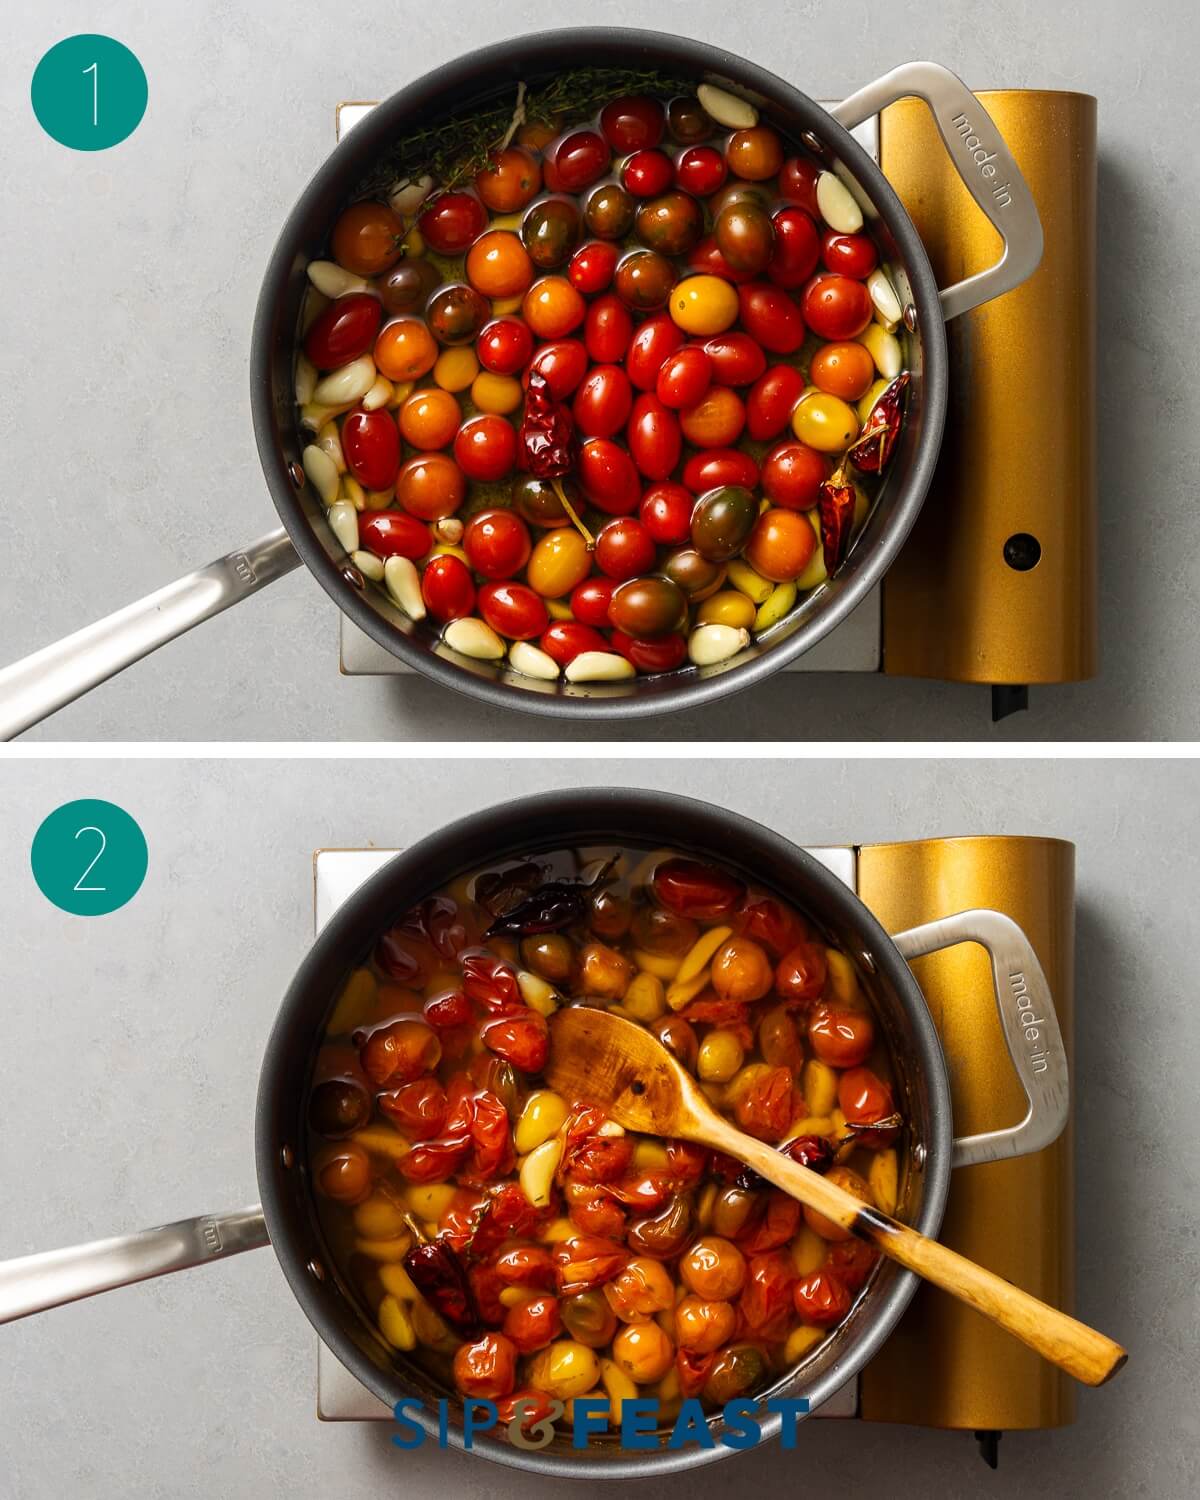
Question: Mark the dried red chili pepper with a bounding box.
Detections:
[403,1240,479,1335]
[734,1132,835,1191]
[483,855,618,939]
[817,474,857,576]
[846,372,909,475]
[520,370,577,479]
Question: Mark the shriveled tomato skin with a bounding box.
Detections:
[652,858,746,920]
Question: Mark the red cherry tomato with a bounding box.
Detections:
[540,620,610,666]
[702,331,767,387]
[778,156,821,216]
[687,235,755,285]
[801,274,873,340]
[737,283,806,354]
[610,630,687,674]
[821,230,878,279]
[600,96,665,152]
[584,293,634,364]
[595,517,656,580]
[418,192,488,254]
[570,577,618,627]
[303,293,382,369]
[578,437,642,515]
[808,1005,875,1068]
[626,393,682,481]
[656,345,713,410]
[543,129,611,193]
[358,510,431,560]
[464,509,532,579]
[568,240,619,294]
[625,314,686,390]
[640,481,694,544]
[747,365,807,441]
[674,146,727,197]
[341,408,400,492]
[573,364,633,439]
[453,414,517,482]
[682,448,759,493]
[837,1066,899,1145]
[793,1268,852,1327]
[768,208,821,289]
[477,317,533,375]
[622,148,673,198]
[525,339,588,399]
[478,581,550,641]
[652,858,745,920]
[421,554,476,621]
[761,441,828,510]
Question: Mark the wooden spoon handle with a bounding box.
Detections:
[705,1119,1126,1388]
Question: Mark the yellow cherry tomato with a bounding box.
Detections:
[791,392,860,453]
[857,377,891,424]
[471,371,523,414]
[696,590,756,630]
[526,527,592,598]
[433,346,479,393]
[669,275,739,335]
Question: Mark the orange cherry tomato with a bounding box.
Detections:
[837,1065,899,1144]
[330,200,404,276]
[452,1332,518,1399]
[396,453,466,520]
[726,126,785,181]
[793,1267,852,1326]
[679,386,745,448]
[808,1004,875,1068]
[680,1236,746,1299]
[475,147,543,212]
[803,1166,873,1242]
[466,230,535,298]
[744,507,818,581]
[809,341,876,401]
[399,388,461,450]
[374,318,438,381]
[522,276,587,339]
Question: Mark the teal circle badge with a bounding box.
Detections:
[32,35,147,151]
[31,800,148,916]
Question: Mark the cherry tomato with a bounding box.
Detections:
[838,1066,899,1145]
[419,191,488,254]
[523,276,586,339]
[374,318,438,382]
[687,235,755,285]
[584,294,634,364]
[595,517,656,580]
[746,364,807,441]
[802,273,873,340]
[761,441,827,510]
[768,207,821,289]
[313,1142,372,1202]
[453,414,517,482]
[426,283,489,347]
[330,201,404,276]
[625,314,686,390]
[622,148,673,198]
[726,126,784,181]
[613,249,676,312]
[453,1333,518,1400]
[303,293,382,370]
[475,146,542,212]
[636,191,704,257]
[775,939,827,1005]
[570,576,618,627]
[573,365,633,439]
[421,554,476,622]
[477,581,549,641]
[378,1077,448,1139]
[396,453,465,520]
[656,345,712,410]
[702,331,767,387]
[745,507,817,582]
[464,509,532,579]
[675,145,727,197]
[715,202,774,275]
[503,1294,562,1355]
[378,258,441,316]
[526,339,589,399]
[737,283,806,353]
[794,1268,852,1327]
[610,629,687,674]
[584,183,636,240]
[358,510,431,560]
[568,240,619,295]
[653,858,744,920]
[399,387,460,449]
[540,620,610,666]
[608,576,688,638]
[821,230,878,279]
[341,408,400,492]
[527,526,592,598]
[682,448,759,494]
[600,95,665,152]
[544,129,611,193]
[627,393,682,481]
[778,155,821,216]
[809,341,876,401]
[359,1016,440,1086]
[826,1238,879,1293]
[640,481,694,544]
[663,547,726,602]
[809,1005,875,1068]
[679,387,745,448]
[477,317,534,376]
[522,196,583,269]
[578,438,641,515]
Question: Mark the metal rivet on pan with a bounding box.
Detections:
[288,461,305,487]
[280,1145,294,1169]
[858,950,876,974]
[800,130,824,155]
[308,1258,326,1281]
[912,1143,927,1169]
[902,303,918,333]
[342,565,365,590]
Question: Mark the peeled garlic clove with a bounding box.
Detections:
[509,640,560,681]
[564,651,636,683]
[351,548,385,581]
[388,173,434,217]
[867,268,903,331]
[307,260,369,298]
[302,444,340,505]
[294,353,317,406]
[517,969,560,1013]
[795,515,829,591]
[726,558,774,604]
[816,171,864,234]
[317,420,346,474]
[341,475,366,510]
[328,499,359,553]
[857,324,902,380]
[300,288,330,335]
[314,356,376,407]
[388,380,415,409]
[697,83,758,129]
[383,556,426,620]
[443,617,505,660]
[300,399,353,433]
[754,582,798,633]
[433,517,464,546]
[362,374,394,412]
[689,623,750,666]
[520,1137,564,1209]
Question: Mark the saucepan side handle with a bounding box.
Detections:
[0,1207,269,1324]
[890,908,1068,1169]
[830,61,1044,320]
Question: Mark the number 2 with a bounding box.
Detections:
[83,61,98,127]
[73,826,107,892]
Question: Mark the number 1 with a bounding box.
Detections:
[73,826,107,892]
[83,62,98,126]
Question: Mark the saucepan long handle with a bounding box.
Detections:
[0,529,301,741]
[0,1207,269,1324]
[830,61,1044,320]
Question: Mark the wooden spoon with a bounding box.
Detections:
[545,1006,1126,1388]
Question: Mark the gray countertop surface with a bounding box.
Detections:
[0,756,1196,1495]
[2,0,1197,741]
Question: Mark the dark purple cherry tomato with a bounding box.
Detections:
[522,197,583,269]
[627,393,682,481]
[613,249,676,312]
[768,208,821,289]
[600,96,665,152]
[608,575,688,637]
[738,283,806,354]
[674,146,727,197]
[478,582,550,641]
[342,408,401,492]
[426,282,489,346]
[747,365,807,440]
[636,192,704,256]
[702,331,767,387]
[568,240,619,294]
[656,345,713,410]
[625,314,685,390]
[663,547,726,601]
[378,258,441,316]
[622,149,674,198]
[687,234,755,285]
[595,517,657,580]
[359,510,431,560]
[640,482,694,545]
[463,509,531,579]
[453,414,517,482]
[477,317,534,375]
[821,230,878,279]
[584,183,636,241]
[544,130,611,193]
[610,629,687,674]
[573,365,633,439]
[715,202,774,274]
[303,293,382,369]
[525,339,588,399]
[578,439,642,516]
[570,577,618,628]
[801,274,873,341]
[540,620,610,666]
[421,553,476,621]
[682,448,759,494]
[418,192,488,254]
[584,294,634,364]
[690,485,758,562]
